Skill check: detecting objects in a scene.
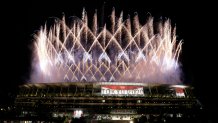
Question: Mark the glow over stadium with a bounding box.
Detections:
[31,9,183,84]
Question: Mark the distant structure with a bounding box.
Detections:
[14,82,203,122]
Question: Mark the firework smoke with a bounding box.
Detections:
[31,9,182,84]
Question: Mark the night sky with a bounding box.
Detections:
[1,0,216,121]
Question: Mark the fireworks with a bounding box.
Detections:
[31,9,182,84]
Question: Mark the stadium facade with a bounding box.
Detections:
[15,82,202,122]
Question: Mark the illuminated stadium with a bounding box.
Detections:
[12,9,203,123]
[15,82,202,122]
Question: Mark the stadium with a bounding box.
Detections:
[15,82,202,122]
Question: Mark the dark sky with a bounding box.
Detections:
[1,0,217,121]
